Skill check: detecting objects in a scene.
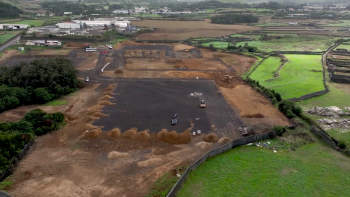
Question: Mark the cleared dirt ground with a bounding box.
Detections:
[132,19,261,40]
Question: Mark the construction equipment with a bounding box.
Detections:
[200,100,206,108]
[85,77,90,82]
[171,113,178,125]
[100,51,109,56]
[184,48,192,52]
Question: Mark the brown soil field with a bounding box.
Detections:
[76,58,98,71]
[31,49,71,56]
[200,49,257,75]
[269,19,338,24]
[125,58,228,70]
[220,85,290,127]
[132,19,261,40]
[0,50,22,63]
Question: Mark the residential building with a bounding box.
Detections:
[56,23,81,29]
[112,10,129,14]
[0,24,29,29]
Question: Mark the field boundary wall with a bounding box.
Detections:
[245,55,269,77]
[0,34,21,53]
[166,132,274,197]
[0,140,34,182]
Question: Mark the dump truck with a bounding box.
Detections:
[200,100,206,108]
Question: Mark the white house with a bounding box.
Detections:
[63,12,73,15]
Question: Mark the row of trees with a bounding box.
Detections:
[227,43,259,53]
[0,58,81,112]
[0,109,65,172]
[0,2,23,18]
[41,1,107,15]
[211,14,259,24]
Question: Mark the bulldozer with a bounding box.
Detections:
[200,100,206,108]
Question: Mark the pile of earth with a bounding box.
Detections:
[308,106,350,117]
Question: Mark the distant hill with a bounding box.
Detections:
[0,2,23,18]
[243,0,349,5]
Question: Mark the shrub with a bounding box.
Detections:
[338,140,347,150]
[286,109,296,119]
[292,106,303,116]
[254,87,262,92]
[271,98,278,105]
[268,92,275,99]
[275,93,282,101]
[273,126,285,136]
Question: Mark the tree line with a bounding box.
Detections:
[0,109,65,172]
[210,14,259,24]
[0,58,81,113]
[0,2,23,18]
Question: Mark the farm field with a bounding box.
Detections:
[335,44,350,51]
[230,34,259,39]
[202,41,230,49]
[177,139,350,197]
[0,31,21,44]
[8,20,45,27]
[130,20,260,40]
[321,20,350,27]
[236,39,334,52]
[249,56,281,81]
[250,54,324,99]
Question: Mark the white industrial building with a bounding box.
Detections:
[72,20,130,27]
[56,23,81,29]
[0,24,29,30]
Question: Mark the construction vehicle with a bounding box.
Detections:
[171,113,178,125]
[200,100,206,108]
[184,48,192,52]
[85,77,90,82]
[100,51,109,56]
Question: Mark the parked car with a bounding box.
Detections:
[200,100,205,108]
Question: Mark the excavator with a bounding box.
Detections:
[184,48,192,52]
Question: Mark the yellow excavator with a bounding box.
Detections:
[185,48,192,52]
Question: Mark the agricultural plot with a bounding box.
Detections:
[250,55,324,99]
[321,20,350,27]
[0,31,21,44]
[236,39,334,52]
[9,20,45,27]
[202,41,230,49]
[249,56,281,81]
[335,44,350,51]
[177,140,350,197]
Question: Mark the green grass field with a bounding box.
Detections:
[321,20,350,27]
[9,20,45,27]
[335,44,350,51]
[43,100,67,106]
[249,56,281,80]
[0,31,21,44]
[250,55,324,99]
[202,41,230,49]
[177,139,350,197]
[236,39,334,52]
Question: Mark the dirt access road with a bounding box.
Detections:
[132,19,261,40]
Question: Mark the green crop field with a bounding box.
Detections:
[9,20,45,27]
[250,54,324,99]
[236,39,334,52]
[321,20,350,27]
[335,44,350,51]
[177,139,350,197]
[202,41,230,49]
[0,31,21,44]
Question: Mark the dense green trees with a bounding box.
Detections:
[0,2,23,18]
[0,109,65,172]
[211,14,259,24]
[0,57,81,112]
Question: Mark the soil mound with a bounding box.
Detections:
[108,128,121,138]
[91,112,107,118]
[137,158,163,167]
[103,84,116,91]
[195,141,212,150]
[65,113,78,122]
[104,91,114,96]
[218,137,231,145]
[87,104,101,114]
[84,124,97,130]
[102,95,113,100]
[242,113,265,118]
[178,130,191,144]
[123,128,138,139]
[84,128,102,138]
[203,133,219,143]
[157,129,179,144]
[136,130,150,142]
[107,151,130,159]
[100,101,114,106]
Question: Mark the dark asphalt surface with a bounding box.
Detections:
[93,79,242,134]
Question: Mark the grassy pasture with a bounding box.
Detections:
[202,41,230,49]
[321,20,350,27]
[335,44,350,51]
[177,139,350,197]
[236,38,334,52]
[250,55,324,99]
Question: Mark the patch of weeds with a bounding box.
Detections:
[0,180,13,191]
[43,100,67,106]
[146,172,178,197]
